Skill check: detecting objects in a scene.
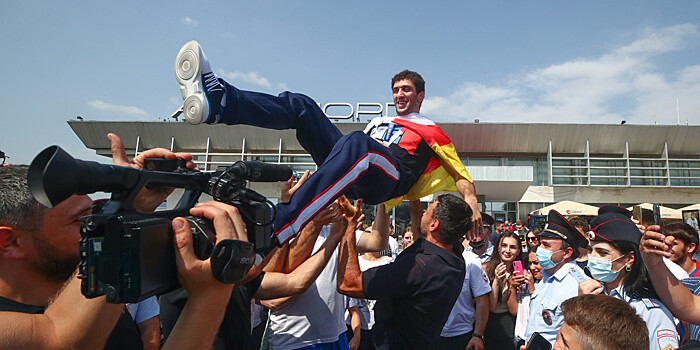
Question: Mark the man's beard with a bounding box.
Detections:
[30,237,80,283]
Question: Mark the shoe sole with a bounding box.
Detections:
[174,40,208,125]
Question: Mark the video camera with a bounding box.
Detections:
[27,146,291,303]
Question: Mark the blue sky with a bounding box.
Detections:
[2,1,699,164]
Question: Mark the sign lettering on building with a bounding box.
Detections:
[317,102,396,122]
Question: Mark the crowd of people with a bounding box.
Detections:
[1,40,700,350]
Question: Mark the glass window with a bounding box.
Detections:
[670,169,700,178]
[553,177,587,185]
[670,160,700,168]
[631,178,666,186]
[507,157,549,186]
[589,159,626,168]
[590,168,626,176]
[282,155,314,164]
[552,159,586,167]
[629,160,666,168]
[671,179,700,186]
[590,178,627,186]
[553,168,587,176]
[630,169,666,177]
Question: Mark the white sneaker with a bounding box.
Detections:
[174,40,223,124]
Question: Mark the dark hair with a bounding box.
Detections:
[608,241,658,299]
[523,245,538,270]
[488,231,523,281]
[568,216,590,232]
[663,222,699,255]
[560,238,580,260]
[433,194,472,245]
[562,294,648,350]
[0,165,46,232]
[391,70,425,94]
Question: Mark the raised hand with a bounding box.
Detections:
[578,279,604,296]
[281,170,310,203]
[108,133,195,212]
[640,224,675,266]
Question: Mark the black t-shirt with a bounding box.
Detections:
[160,272,265,350]
[0,295,143,350]
[362,238,466,349]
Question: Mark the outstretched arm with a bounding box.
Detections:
[356,203,389,253]
[640,225,700,323]
[337,198,366,298]
[254,217,345,301]
[256,204,343,309]
[437,156,481,240]
[409,200,424,240]
[108,133,195,213]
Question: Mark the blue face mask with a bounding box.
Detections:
[587,255,627,283]
[536,247,563,270]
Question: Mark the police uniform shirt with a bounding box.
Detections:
[524,261,589,345]
[607,285,679,350]
[440,250,492,337]
[466,241,494,265]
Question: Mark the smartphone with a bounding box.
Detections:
[527,332,552,350]
[513,261,524,276]
[632,205,643,224]
[653,204,662,227]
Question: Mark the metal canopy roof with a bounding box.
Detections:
[68,120,700,157]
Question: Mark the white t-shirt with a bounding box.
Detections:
[664,257,690,280]
[388,236,400,257]
[126,296,160,324]
[440,251,492,337]
[514,286,535,343]
[268,226,346,349]
[345,255,394,330]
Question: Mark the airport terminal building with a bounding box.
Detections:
[69,115,700,227]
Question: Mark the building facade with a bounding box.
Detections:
[69,120,700,227]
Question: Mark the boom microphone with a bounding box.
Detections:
[228,161,293,182]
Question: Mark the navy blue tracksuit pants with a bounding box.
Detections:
[218,82,413,244]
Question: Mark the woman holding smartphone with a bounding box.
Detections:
[578,209,679,350]
[511,247,544,347]
[484,232,523,349]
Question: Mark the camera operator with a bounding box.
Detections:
[0,196,250,349]
[0,133,262,349]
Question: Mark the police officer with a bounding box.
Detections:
[523,209,589,345]
[578,206,679,350]
[467,213,495,267]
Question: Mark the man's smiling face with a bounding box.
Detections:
[393,79,424,116]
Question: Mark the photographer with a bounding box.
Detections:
[0,199,248,349]
[0,133,255,349]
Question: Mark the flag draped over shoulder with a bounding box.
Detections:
[383,115,472,211]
